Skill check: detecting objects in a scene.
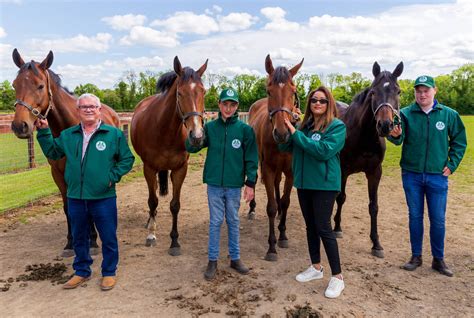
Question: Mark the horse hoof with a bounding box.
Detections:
[145,238,156,247]
[61,249,75,258]
[334,231,343,238]
[277,240,289,248]
[372,249,384,258]
[264,253,278,262]
[90,247,100,256]
[168,247,181,256]
[248,211,256,220]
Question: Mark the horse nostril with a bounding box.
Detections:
[389,123,394,130]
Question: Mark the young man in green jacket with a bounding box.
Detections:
[186,88,258,280]
[35,93,134,290]
[389,76,467,277]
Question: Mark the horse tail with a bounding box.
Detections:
[158,170,169,196]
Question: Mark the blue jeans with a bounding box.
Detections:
[207,185,242,261]
[401,170,448,259]
[68,197,118,277]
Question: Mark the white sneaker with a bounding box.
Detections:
[324,276,345,298]
[296,265,323,282]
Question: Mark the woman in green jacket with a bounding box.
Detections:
[281,86,346,298]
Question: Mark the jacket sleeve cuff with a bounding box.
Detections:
[244,179,256,188]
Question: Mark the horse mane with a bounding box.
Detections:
[18,62,74,95]
[270,66,291,84]
[156,67,201,94]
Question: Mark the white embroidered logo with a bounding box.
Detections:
[227,90,234,96]
[96,141,106,151]
[231,139,241,149]
[435,121,445,130]
[311,133,321,141]
[419,76,428,82]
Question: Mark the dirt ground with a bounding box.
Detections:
[1,160,473,317]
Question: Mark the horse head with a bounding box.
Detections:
[11,49,55,138]
[173,56,208,147]
[265,54,304,144]
[369,61,404,137]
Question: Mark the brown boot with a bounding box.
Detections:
[100,276,117,291]
[63,275,90,289]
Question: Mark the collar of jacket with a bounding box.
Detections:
[218,111,239,124]
[71,121,113,134]
[410,99,442,113]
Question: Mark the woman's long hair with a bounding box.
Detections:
[300,86,338,132]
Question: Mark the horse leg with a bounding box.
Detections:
[334,173,348,238]
[277,172,292,248]
[247,199,256,220]
[144,164,158,247]
[168,164,187,256]
[263,169,278,261]
[366,166,384,258]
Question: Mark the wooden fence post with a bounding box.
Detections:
[28,134,36,169]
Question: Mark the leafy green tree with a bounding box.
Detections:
[74,83,103,99]
[0,80,16,111]
[115,81,129,111]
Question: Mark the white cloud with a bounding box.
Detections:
[0,43,14,71]
[260,7,300,31]
[27,33,112,53]
[0,0,22,3]
[150,11,219,35]
[205,5,223,15]
[102,14,147,31]
[270,48,300,61]
[217,66,261,77]
[218,13,258,32]
[120,26,178,48]
[0,27,6,38]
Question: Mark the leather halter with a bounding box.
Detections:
[14,70,54,120]
[268,92,301,123]
[175,88,203,127]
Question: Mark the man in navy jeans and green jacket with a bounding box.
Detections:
[388,76,466,277]
[35,93,134,290]
[186,88,258,280]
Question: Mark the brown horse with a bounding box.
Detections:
[247,55,303,261]
[131,56,207,256]
[335,61,404,258]
[11,49,120,257]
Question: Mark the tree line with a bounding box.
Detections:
[1,64,472,114]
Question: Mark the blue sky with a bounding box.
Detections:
[1,0,472,89]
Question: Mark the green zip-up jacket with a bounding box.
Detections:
[279,118,346,191]
[185,112,258,188]
[387,102,466,174]
[37,123,135,200]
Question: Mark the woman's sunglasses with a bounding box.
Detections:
[310,98,328,105]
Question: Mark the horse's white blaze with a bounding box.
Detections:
[147,233,156,241]
[279,83,285,88]
[190,83,196,90]
[383,82,390,87]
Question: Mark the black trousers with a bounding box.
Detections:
[297,189,341,275]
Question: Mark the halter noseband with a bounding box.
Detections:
[373,102,401,122]
[268,92,301,123]
[14,70,54,120]
[175,88,203,127]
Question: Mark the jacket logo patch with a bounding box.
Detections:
[311,133,321,141]
[435,121,445,130]
[96,141,106,151]
[231,139,241,149]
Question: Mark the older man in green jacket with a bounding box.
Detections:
[35,93,134,290]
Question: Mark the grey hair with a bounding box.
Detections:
[77,93,101,107]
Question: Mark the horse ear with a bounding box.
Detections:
[173,56,183,76]
[372,62,381,77]
[39,51,54,69]
[196,59,208,77]
[12,48,25,68]
[265,54,274,75]
[392,61,404,78]
[289,58,304,78]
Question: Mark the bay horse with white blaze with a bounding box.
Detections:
[11,49,120,257]
[131,56,208,256]
[335,61,404,258]
[247,55,303,261]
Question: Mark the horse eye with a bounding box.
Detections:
[38,84,44,90]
